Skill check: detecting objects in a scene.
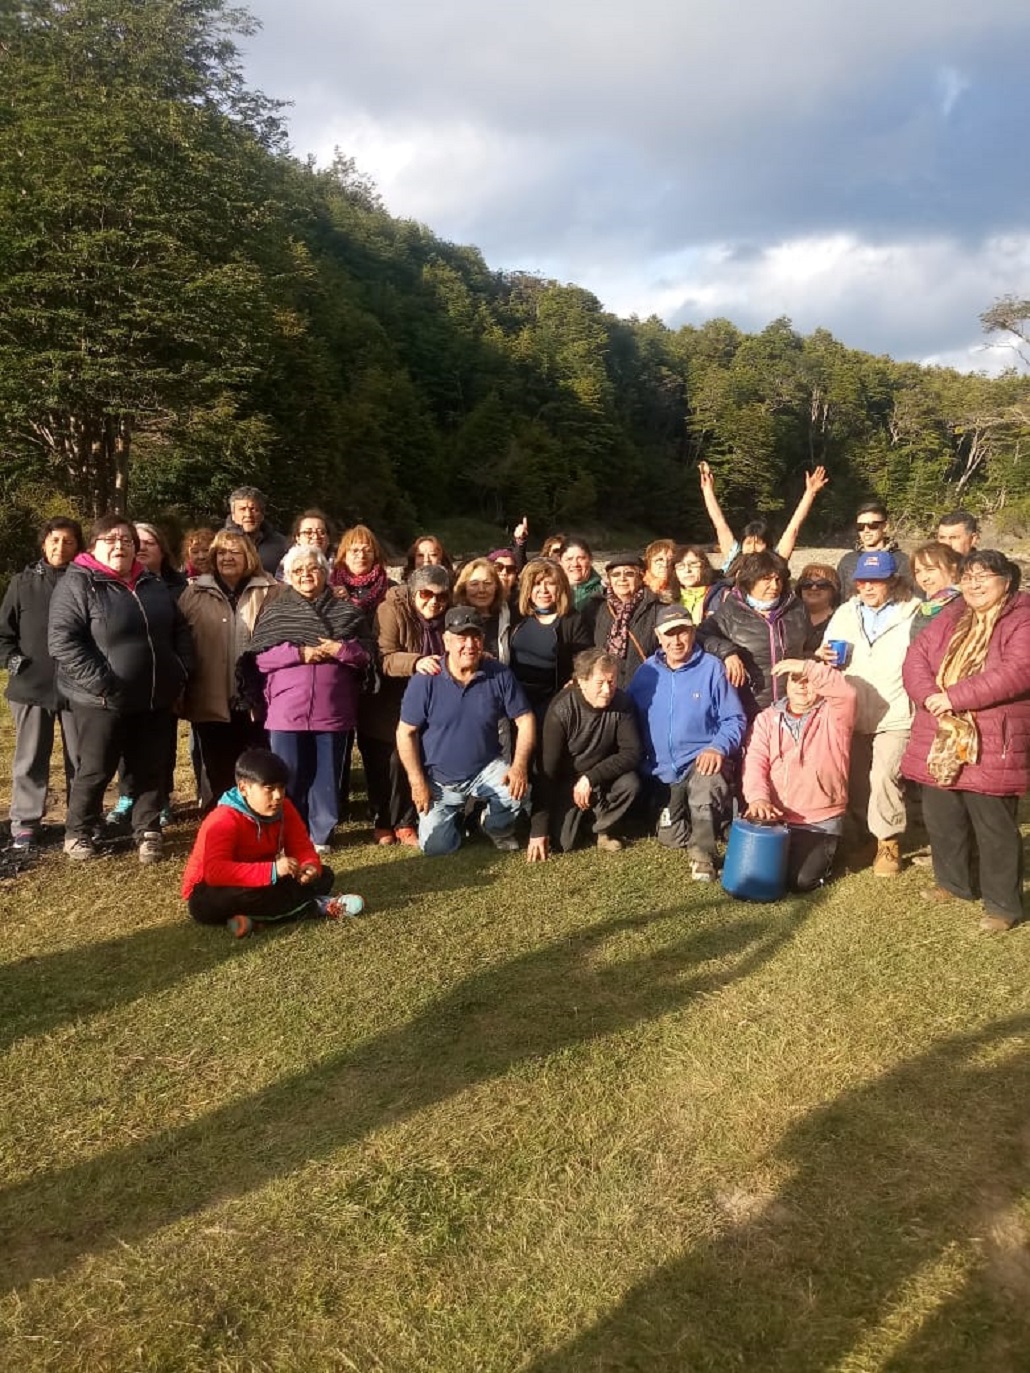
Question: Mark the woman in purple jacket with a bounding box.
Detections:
[244,546,371,854]
[902,550,1030,932]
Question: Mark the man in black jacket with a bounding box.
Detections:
[223,486,289,576]
[0,518,83,847]
[527,648,642,860]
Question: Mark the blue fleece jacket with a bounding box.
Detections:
[628,646,746,782]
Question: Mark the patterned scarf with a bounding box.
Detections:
[927,597,1009,784]
[605,589,644,660]
[330,561,389,613]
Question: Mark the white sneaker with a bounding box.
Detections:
[690,857,716,882]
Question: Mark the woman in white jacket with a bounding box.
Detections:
[818,550,919,876]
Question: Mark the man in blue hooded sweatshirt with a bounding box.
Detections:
[628,604,747,880]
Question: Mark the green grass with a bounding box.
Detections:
[1,714,1029,1370]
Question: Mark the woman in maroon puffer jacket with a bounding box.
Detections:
[902,550,1030,933]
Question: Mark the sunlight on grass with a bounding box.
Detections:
[1,705,1028,1370]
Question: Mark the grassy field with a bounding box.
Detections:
[0,714,1028,1371]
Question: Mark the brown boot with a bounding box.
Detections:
[873,838,901,877]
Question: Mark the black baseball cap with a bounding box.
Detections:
[444,606,485,635]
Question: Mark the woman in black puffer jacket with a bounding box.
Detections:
[698,551,809,718]
[48,515,194,863]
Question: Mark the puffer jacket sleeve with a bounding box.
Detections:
[944,601,1030,712]
[47,568,119,704]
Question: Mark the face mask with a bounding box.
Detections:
[746,594,778,611]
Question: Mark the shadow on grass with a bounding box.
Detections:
[0,847,501,1051]
[0,892,810,1289]
[525,1013,1030,1373]
[0,920,264,1056]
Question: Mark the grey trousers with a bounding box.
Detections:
[652,764,731,861]
[7,700,80,830]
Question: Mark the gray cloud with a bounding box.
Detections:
[239,1,1030,366]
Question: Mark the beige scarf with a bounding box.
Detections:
[927,599,1007,784]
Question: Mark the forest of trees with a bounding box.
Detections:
[1,0,1029,579]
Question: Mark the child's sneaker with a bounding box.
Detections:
[318,894,365,920]
[105,794,133,829]
[226,914,254,938]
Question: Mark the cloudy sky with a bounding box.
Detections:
[240,1,1030,371]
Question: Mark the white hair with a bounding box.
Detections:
[282,544,329,578]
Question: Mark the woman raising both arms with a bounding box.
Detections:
[698,461,829,577]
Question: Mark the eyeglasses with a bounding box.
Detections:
[959,570,1004,585]
[857,519,887,531]
[298,527,326,540]
[494,562,516,574]
[416,589,448,602]
[96,533,134,545]
[798,579,834,591]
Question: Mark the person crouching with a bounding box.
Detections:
[742,659,857,890]
[182,749,359,936]
[527,648,642,860]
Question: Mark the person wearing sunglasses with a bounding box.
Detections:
[796,563,842,652]
[837,502,914,599]
[361,564,453,845]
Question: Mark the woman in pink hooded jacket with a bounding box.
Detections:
[742,658,857,891]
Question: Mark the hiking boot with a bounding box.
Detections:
[872,839,901,877]
[105,794,133,828]
[596,832,624,853]
[920,885,966,905]
[138,831,164,865]
[979,914,1016,935]
[394,826,420,847]
[690,857,717,882]
[226,915,254,939]
[64,835,97,861]
[373,827,396,846]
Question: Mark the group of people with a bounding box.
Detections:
[1,477,1027,936]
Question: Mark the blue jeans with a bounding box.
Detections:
[419,757,527,856]
[270,730,349,845]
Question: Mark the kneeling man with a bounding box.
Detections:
[628,604,746,880]
[527,648,642,861]
[742,658,856,890]
[397,606,535,855]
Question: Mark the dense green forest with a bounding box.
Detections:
[2,0,1029,576]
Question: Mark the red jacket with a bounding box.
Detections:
[182,794,320,897]
[902,591,1030,796]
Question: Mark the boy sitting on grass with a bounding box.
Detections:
[182,748,362,936]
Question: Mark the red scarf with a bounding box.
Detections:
[330,561,389,612]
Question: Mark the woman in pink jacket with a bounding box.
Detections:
[243,547,371,854]
[902,550,1030,933]
[742,658,857,891]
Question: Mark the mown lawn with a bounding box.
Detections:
[0,714,1028,1371]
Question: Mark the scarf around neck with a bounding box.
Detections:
[605,588,644,660]
[330,561,388,612]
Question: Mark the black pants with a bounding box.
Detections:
[552,770,640,852]
[786,826,839,892]
[194,714,268,809]
[922,786,1024,924]
[67,707,169,840]
[188,866,334,926]
[360,735,416,831]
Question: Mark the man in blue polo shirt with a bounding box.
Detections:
[396,606,535,855]
[629,603,747,880]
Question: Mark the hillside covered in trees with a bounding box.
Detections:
[1,0,1028,576]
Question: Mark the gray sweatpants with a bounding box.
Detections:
[7,701,80,830]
